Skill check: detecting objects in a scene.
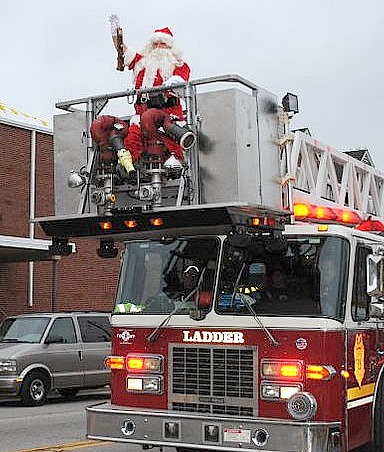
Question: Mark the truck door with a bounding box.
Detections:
[44,316,84,388]
[346,244,376,450]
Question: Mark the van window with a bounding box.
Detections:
[47,318,77,344]
[0,317,50,343]
[77,316,111,343]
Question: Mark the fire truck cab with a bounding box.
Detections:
[37,75,384,452]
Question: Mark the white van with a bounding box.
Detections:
[0,311,110,405]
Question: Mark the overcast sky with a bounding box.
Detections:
[1,1,384,165]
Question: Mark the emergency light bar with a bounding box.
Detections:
[293,202,384,232]
[293,203,362,225]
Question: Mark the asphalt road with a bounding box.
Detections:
[0,389,369,452]
[0,388,158,452]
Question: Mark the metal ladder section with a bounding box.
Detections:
[282,131,384,219]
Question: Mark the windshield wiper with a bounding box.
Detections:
[231,263,279,347]
[1,338,24,343]
[147,268,206,343]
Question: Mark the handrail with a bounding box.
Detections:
[55,74,259,112]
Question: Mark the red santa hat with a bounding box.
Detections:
[149,27,175,47]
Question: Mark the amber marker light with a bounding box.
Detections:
[261,360,303,381]
[150,217,163,227]
[252,217,261,226]
[105,356,125,370]
[99,221,113,231]
[280,364,301,378]
[341,370,350,379]
[124,219,138,228]
[306,365,336,381]
[126,357,145,371]
[125,354,163,373]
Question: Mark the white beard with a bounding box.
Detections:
[134,48,179,88]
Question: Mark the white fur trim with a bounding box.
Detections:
[149,32,174,47]
[163,75,185,86]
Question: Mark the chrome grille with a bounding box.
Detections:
[172,402,254,417]
[169,345,256,416]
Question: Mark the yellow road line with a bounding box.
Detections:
[14,439,109,452]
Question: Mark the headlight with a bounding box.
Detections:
[261,382,301,400]
[126,374,163,394]
[0,359,17,372]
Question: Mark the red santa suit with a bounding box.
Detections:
[122,27,191,162]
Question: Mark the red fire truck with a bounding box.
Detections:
[37,75,384,452]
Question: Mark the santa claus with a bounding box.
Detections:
[108,16,193,177]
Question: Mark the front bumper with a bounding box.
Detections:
[87,403,341,452]
[0,376,21,397]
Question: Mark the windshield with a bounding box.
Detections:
[217,235,350,321]
[115,237,219,314]
[0,317,50,343]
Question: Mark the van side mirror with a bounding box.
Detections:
[45,335,65,344]
[367,254,384,297]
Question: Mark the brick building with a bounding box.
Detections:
[0,113,119,319]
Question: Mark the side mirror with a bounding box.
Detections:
[45,335,65,344]
[370,301,384,319]
[367,254,384,297]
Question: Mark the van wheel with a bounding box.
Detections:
[58,388,79,399]
[20,371,49,406]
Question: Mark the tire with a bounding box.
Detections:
[372,376,384,451]
[20,371,49,406]
[58,388,79,399]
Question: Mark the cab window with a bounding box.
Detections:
[352,246,371,321]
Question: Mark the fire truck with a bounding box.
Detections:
[36,74,384,452]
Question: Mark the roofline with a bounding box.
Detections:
[0,235,76,263]
[0,117,52,135]
[0,235,53,251]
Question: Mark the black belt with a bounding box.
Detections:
[136,93,177,109]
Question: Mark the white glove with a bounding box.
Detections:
[117,149,135,173]
[163,75,185,87]
[108,14,120,37]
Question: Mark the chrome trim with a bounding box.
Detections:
[87,403,341,452]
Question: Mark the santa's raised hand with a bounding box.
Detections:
[108,14,120,37]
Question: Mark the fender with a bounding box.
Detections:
[19,363,53,381]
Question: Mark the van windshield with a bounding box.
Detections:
[0,317,50,343]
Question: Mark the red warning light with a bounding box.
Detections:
[357,218,384,231]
